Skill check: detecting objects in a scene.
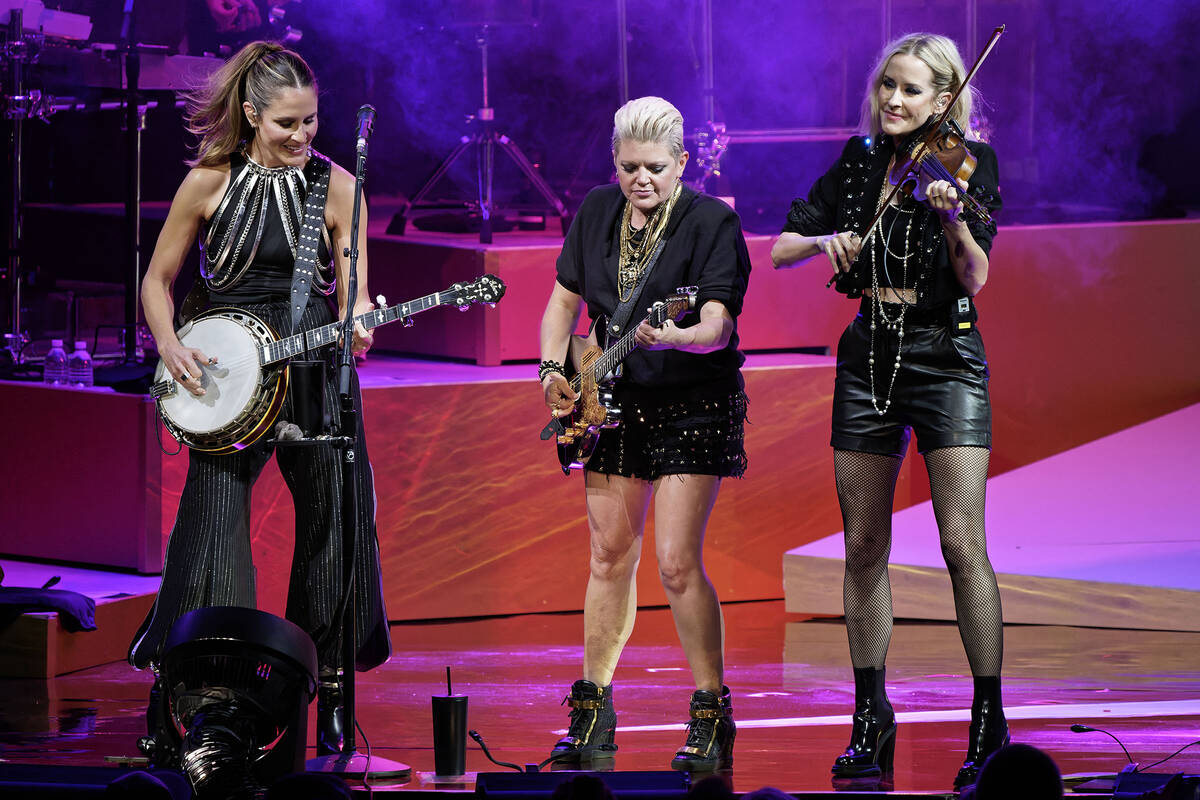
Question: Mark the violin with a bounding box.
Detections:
[826,25,1005,289]
[891,116,991,225]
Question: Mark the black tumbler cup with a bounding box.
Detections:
[288,360,326,437]
[431,694,468,776]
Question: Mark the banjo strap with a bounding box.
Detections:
[288,154,333,337]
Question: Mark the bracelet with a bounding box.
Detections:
[538,359,566,382]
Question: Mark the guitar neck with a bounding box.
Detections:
[568,313,649,392]
[262,290,451,365]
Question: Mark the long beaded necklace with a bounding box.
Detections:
[618,181,682,301]
[866,155,916,416]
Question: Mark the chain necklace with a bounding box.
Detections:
[203,147,310,291]
[618,181,682,301]
[866,154,915,416]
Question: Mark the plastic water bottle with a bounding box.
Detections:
[43,339,68,386]
[68,340,94,387]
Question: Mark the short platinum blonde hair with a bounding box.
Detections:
[612,96,685,158]
[860,33,977,141]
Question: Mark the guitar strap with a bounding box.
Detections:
[604,189,699,346]
[288,153,334,338]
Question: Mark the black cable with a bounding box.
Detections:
[154,401,183,456]
[1141,738,1200,772]
[468,729,523,772]
[1071,723,1135,766]
[357,718,373,799]
[538,749,587,771]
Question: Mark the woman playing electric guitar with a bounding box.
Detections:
[537,96,752,771]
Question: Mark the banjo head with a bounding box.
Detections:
[159,314,267,435]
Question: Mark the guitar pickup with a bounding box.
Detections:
[149,380,177,399]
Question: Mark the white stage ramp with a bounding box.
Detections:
[783,404,1200,631]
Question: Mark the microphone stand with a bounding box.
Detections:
[304,116,410,781]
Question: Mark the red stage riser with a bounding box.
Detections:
[2,219,1197,624]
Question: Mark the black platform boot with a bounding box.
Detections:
[671,686,735,772]
[549,679,618,763]
[954,676,1009,790]
[317,668,345,757]
[831,666,897,778]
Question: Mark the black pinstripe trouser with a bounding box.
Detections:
[129,299,391,672]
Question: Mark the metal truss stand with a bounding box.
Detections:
[390,26,567,244]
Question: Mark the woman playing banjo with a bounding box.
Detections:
[128,40,389,757]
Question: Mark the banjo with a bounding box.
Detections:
[151,274,506,454]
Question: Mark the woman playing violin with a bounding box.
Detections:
[771,33,1005,789]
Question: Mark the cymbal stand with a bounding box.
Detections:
[394,25,567,244]
[2,8,53,364]
[119,0,146,364]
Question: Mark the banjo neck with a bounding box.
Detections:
[151,274,504,454]
[260,289,451,367]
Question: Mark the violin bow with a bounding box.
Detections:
[931,24,1006,137]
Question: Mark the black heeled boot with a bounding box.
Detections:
[831,666,897,777]
[954,675,1009,790]
[671,686,735,772]
[549,679,618,763]
[317,669,345,757]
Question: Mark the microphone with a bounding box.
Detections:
[355,104,376,154]
[1072,723,1136,766]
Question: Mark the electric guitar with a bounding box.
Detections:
[541,287,698,474]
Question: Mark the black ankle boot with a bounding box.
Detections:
[831,666,897,777]
[317,670,345,757]
[549,679,617,763]
[954,676,1009,790]
[671,686,735,772]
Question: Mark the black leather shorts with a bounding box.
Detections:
[831,307,991,457]
[586,380,748,481]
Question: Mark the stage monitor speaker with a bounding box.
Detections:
[1114,769,1200,799]
[0,764,134,798]
[475,770,691,799]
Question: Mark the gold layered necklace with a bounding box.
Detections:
[618,181,682,301]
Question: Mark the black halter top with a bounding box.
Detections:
[202,150,335,304]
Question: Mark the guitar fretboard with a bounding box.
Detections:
[569,299,682,392]
[261,290,456,366]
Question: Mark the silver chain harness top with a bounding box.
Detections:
[200,148,335,297]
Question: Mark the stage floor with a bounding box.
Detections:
[1,600,1198,796]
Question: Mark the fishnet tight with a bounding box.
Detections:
[835,446,1003,677]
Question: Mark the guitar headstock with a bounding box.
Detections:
[449,274,508,310]
[648,286,699,327]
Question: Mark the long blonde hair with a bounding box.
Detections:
[860,33,977,141]
[185,41,317,167]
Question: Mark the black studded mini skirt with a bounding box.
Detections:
[585,378,748,481]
